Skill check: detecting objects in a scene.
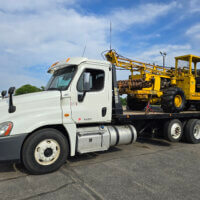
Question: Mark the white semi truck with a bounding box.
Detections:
[0,57,200,174]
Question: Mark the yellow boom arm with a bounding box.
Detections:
[105,50,171,77]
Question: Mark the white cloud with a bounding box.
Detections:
[186,23,200,40]
[0,2,109,90]
[0,71,45,90]
[110,2,177,30]
[0,0,177,91]
[185,23,200,51]
[0,0,75,12]
[189,0,200,13]
[122,44,192,66]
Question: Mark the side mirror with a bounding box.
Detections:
[8,87,16,113]
[1,90,7,98]
[83,72,91,91]
[8,87,15,95]
[78,72,91,102]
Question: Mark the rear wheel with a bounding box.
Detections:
[127,95,146,111]
[184,119,200,144]
[161,87,186,113]
[22,128,69,174]
[164,119,183,142]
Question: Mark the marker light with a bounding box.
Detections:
[0,122,13,137]
[50,61,59,68]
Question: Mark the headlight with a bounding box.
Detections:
[0,122,13,137]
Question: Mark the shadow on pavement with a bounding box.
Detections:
[69,146,121,163]
[137,137,171,147]
[0,163,16,172]
[0,162,28,174]
[15,163,28,174]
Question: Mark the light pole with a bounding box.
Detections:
[160,51,167,67]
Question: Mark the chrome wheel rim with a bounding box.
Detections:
[171,123,182,139]
[193,124,200,140]
[34,139,60,166]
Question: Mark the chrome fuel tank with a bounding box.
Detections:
[76,125,137,154]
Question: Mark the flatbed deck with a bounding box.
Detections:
[115,110,200,121]
[113,109,200,134]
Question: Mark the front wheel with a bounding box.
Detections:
[161,87,186,113]
[22,128,69,174]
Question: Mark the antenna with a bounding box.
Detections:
[110,21,112,50]
[82,45,86,57]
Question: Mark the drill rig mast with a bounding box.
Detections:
[105,50,173,110]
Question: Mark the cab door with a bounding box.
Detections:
[70,63,112,124]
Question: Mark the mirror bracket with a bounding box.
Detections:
[78,92,86,102]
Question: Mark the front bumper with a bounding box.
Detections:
[0,133,28,162]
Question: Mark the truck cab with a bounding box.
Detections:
[0,57,136,174]
[47,57,112,124]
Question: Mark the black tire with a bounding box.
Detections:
[22,128,69,174]
[180,120,188,142]
[127,95,146,111]
[184,119,200,144]
[184,101,191,111]
[161,87,186,113]
[195,104,200,111]
[164,119,183,142]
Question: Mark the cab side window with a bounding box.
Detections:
[77,69,105,92]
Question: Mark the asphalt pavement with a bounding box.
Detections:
[0,137,200,200]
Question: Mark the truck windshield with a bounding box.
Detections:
[46,65,77,91]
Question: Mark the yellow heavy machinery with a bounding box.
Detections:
[105,50,200,113]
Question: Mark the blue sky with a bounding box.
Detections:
[0,0,200,91]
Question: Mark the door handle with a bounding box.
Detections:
[102,107,107,117]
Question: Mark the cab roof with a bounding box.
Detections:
[48,57,110,73]
[175,54,200,63]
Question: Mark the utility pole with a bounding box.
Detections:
[160,51,167,67]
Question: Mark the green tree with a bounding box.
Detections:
[120,97,127,106]
[15,84,42,96]
[40,86,45,91]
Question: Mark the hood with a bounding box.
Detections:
[0,91,61,123]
